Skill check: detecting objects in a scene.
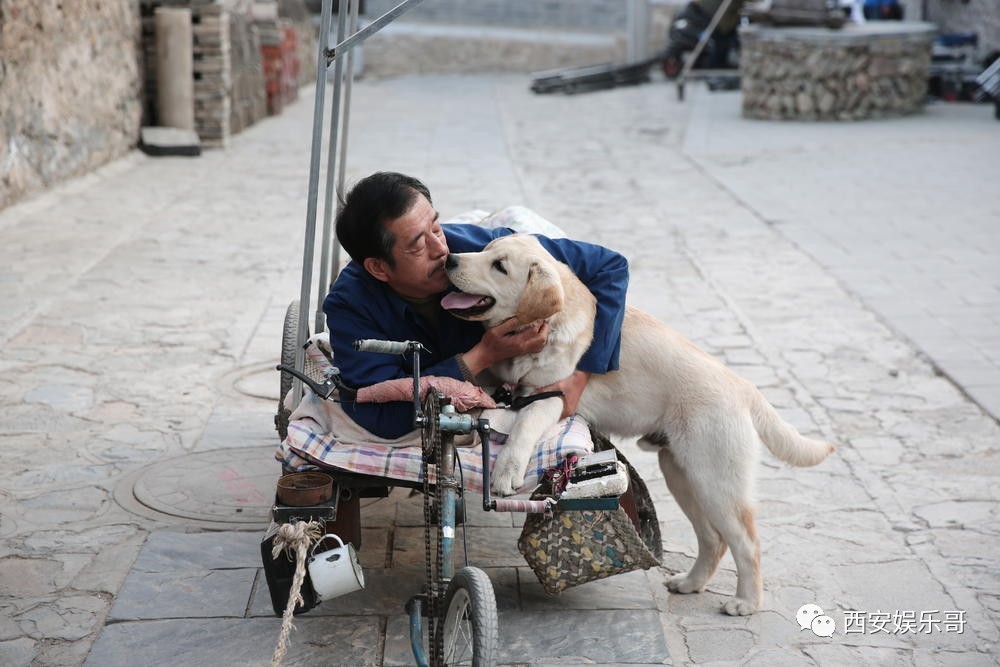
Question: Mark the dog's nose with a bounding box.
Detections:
[445,254,458,270]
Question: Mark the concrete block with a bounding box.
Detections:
[139,127,201,157]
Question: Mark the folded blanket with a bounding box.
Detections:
[276,411,593,494]
[275,332,592,494]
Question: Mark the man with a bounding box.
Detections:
[661,0,745,77]
[324,172,628,439]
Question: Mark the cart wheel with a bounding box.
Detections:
[275,299,301,441]
[441,567,498,667]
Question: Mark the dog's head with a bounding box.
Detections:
[442,235,564,327]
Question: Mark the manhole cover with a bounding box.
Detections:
[217,362,278,402]
[115,447,280,527]
[233,365,277,401]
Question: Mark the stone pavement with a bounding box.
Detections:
[0,73,998,666]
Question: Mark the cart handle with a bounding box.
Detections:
[275,364,356,401]
[353,339,423,355]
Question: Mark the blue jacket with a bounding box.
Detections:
[323,223,628,438]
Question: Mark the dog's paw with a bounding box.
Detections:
[490,470,521,497]
[490,455,524,497]
[664,572,705,595]
[491,447,527,496]
[722,597,757,616]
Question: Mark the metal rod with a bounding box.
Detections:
[331,0,359,278]
[412,345,422,425]
[294,0,335,402]
[325,0,428,64]
[405,597,429,667]
[479,420,494,511]
[315,0,349,334]
[440,484,456,581]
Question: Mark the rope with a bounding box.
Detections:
[270,520,323,667]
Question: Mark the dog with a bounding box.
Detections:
[441,234,835,616]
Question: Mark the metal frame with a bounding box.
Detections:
[293,0,428,401]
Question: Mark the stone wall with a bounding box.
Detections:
[0,1,143,210]
[740,23,936,121]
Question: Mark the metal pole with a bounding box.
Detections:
[315,0,349,335]
[331,0,360,278]
[325,0,428,64]
[294,0,335,403]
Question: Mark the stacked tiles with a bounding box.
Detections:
[189,1,232,147]
[259,20,301,115]
[140,0,231,147]
[229,11,268,134]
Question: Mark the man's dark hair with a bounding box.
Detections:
[336,172,432,267]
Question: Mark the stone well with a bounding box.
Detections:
[739,22,936,121]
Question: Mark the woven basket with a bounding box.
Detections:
[517,437,661,595]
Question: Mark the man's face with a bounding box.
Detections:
[366,194,451,299]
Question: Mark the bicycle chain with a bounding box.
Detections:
[421,391,445,665]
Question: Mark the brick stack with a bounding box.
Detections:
[141,0,309,146]
[140,0,232,147]
[229,11,268,133]
[259,20,301,115]
[190,2,232,147]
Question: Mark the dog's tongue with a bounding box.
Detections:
[441,291,487,311]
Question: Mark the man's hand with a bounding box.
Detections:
[536,370,590,420]
[461,318,549,377]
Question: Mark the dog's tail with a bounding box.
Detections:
[750,392,835,467]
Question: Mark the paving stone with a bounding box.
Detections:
[17,594,107,641]
[519,568,657,611]
[393,525,524,567]
[31,637,94,667]
[23,384,94,412]
[84,617,382,667]
[21,524,139,555]
[20,486,112,524]
[383,614,424,667]
[497,609,669,664]
[0,638,36,667]
[686,627,756,663]
[109,568,257,620]
[0,556,83,597]
[266,565,423,618]
[131,531,265,572]
[69,533,146,595]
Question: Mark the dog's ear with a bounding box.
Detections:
[516,262,564,324]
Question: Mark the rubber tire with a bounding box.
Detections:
[441,567,498,667]
[275,299,301,441]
